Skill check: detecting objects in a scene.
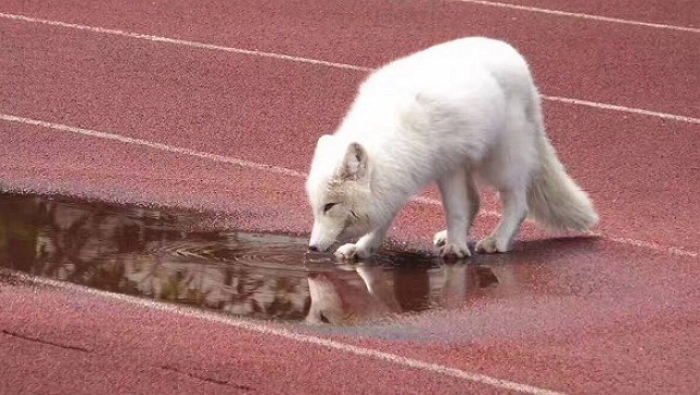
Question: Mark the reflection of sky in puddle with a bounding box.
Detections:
[0,192,498,326]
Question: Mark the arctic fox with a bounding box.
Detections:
[306,37,598,260]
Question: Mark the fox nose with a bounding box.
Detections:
[308,245,319,252]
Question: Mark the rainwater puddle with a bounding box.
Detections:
[0,192,498,326]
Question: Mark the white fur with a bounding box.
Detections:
[306,37,598,260]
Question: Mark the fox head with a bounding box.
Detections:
[305,272,357,325]
[305,136,374,252]
[305,267,399,325]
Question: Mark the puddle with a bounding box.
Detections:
[0,192,498,326]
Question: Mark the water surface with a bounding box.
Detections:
[0,192,498,326]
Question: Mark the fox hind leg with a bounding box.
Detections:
[476,186,527,253]
[433,169,480,259]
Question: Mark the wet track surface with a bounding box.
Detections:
[2,193,700,394]
[2,0,699,392]
[0,192,500,326]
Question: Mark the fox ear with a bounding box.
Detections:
[314,134,334,151]
[339,142,368,180]
[317,134,333,145]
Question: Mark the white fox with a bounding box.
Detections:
[306,37,598,261]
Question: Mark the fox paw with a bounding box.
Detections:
[433,230,448,247]
[475,237,508,254]
[334,243,370,262]
[437,242,471,260]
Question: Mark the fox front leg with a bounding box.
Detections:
[335,223,391,262]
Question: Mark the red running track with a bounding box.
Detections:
[1,0,699,394]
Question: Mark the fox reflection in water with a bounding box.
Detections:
[306,263,498,326]
[0,192,499,326]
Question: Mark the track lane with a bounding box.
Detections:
[1,0,699,117]
[2,0,699,394]
[458,0,700,30]
[1,19,698,252]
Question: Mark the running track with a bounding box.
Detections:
[1,0,699,394]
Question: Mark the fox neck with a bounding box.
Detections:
[366,155,428,224]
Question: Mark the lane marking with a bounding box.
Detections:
[1,113,698,260]
[542,95,700,125]
[414,196,501,218]
[1,12,699,125]
[1,269,569,395]
[0,12,370,72]
[455,0,700,35]
[0,114,305,178]
[607,237,698,258]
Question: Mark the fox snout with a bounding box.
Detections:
[308,222,338,253]
[308,241,331,253]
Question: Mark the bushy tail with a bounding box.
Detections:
[527,132,599,233]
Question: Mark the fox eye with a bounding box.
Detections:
[319,313,330,324]
[323,203,337,213]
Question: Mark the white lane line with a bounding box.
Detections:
[455,0,700,35]
[413,196,501,218]
[542,95,700,125]
[2,112,698,260]
[0,114,306,178]
[607,237,699,258]
[2,269,569,395]
[0,12,371,72]
[418,194,700,258]
[1,11,699,125]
